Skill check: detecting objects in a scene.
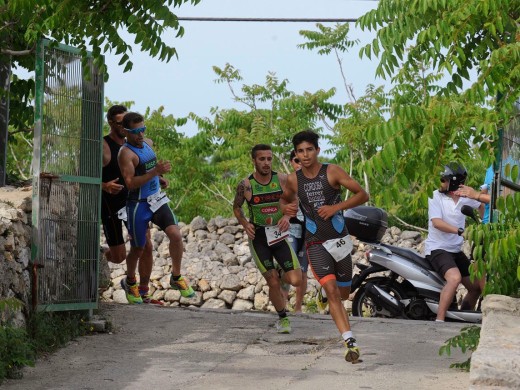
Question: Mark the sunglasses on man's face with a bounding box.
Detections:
[125,126,146,134]
[292,158,300,164]
[440,177,447,183]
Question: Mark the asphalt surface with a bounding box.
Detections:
[2,303,471,390]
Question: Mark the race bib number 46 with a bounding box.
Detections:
[322,235,353,262]
[147,192,170,213]
[265,226,289,246]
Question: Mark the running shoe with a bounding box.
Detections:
[344,337,361,363]
[276,317,291,334]
[316,286,328,311]
[140,289,164,306]
[120,277,143,304]
[170,275,195,298]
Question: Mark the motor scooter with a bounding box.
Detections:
[346,205,482,323]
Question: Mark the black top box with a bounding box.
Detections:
[345,206,388,243]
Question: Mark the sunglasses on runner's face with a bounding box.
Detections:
[292,158,300,164]
[440,177,447,183]
[125,126,146,134]
[113,121,124,127]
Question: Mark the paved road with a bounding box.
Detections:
[2,303,471,390]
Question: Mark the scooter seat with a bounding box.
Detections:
[383,244,433,271]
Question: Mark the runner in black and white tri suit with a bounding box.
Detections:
[280,129,369,363]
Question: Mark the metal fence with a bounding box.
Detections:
[31,39,104,311]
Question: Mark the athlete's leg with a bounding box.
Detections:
[294,241,308,312]
[294,272,307,312]
[164,224,183,274]
[308,244,352,333]
[322,279,351,333]
[274,239,301,288]
[138,229,153,289]
[264,269,288,312]
[105,244,126,264]
[102,215,126,263]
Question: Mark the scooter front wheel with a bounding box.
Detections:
[352,277,407,318]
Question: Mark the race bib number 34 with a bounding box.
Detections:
[322,235,353,262]
[265,226,289,246]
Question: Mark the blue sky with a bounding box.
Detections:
[104,0,384,136]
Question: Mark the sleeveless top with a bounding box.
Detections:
[123,141,160,201]
[246,172,284,227]
[296,163,347,242]
[101,135,127,213]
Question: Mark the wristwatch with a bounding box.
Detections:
[457,227,464,236]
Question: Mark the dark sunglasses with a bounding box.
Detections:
[125,126,146,134]
[292,158,300,164]
[440,177,447,183]
[111,120,124,127]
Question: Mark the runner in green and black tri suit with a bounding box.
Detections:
[233,144,302,334]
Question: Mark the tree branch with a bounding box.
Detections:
[1,48,34,56]
[201,182,233,206]
[8,127,34,136]
[8,143,29,180]
[390,214,428,233]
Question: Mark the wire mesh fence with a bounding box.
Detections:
[32,40,104,311]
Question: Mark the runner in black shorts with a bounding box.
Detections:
[280,129,369,363]
[102,105,155,303]
[233,144,301,334]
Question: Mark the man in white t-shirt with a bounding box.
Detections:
[424,162,488,322]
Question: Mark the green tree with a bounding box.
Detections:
[183,64,343,219]
[354,0,519,367]
[357,0,519,293]
[1,0,201,182]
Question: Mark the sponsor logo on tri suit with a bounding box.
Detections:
[252,193,282,204]
[145,159,157,171]
[261,206,279,214]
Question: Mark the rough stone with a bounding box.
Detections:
[190,216,207,232]
[201,298,226,309]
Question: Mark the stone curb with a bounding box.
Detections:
[470,294,520,389]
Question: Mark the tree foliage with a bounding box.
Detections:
[356,0,519,293]
[146,64,341,221]
[358,0,519,110]
[1,0,200,183]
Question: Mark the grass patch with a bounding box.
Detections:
[0,298,92,383]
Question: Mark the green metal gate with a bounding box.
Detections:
[31,39,104,311]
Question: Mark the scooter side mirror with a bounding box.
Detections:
[461,205,479,223]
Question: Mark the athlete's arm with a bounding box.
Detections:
[233,178,256,239]
[279,172,298,217]
[102,139,111,167]
[318,164,369,220]
[101,139,125,194]
[118,147,171,191]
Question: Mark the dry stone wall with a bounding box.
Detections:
[100,217,430,311]
[0,186,32,326]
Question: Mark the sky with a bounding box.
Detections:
[103,0,384,137]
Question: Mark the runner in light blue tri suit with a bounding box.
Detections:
[123,140,177,248]
[118,112,194,302]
